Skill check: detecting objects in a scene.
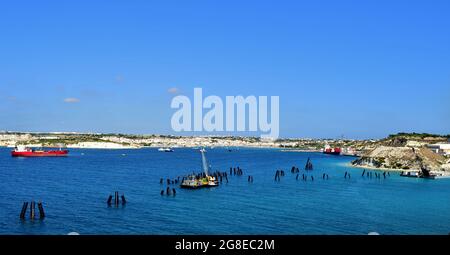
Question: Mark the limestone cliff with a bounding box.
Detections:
[352,146,447,171]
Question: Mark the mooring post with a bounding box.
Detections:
[107,195,113,205]
[115,191,119,206]
[30,201,35,219]
[362,169,366,177]
[166,187,171,196]
[172,188,176,196]
[20,202,28,219]
[160,190,164,195]
[121,195,126,205]
[37,201,45,219]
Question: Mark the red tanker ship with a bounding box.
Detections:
[322,145,341,155]
[11,145,68,157]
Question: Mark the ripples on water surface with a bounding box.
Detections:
[0,147,449,234]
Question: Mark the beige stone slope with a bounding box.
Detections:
[354,146,446,171]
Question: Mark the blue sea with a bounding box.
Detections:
[0,147,449,235]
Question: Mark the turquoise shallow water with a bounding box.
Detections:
[0,147,449,235]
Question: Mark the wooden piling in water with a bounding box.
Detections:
[172,188,176,196]
[115,191,119,206]
[37,202,45,219]
[30,201,35,219]
[362,169,366,177]
[121,195,126,204]
[20,202,28,219]
[107,195,113,205]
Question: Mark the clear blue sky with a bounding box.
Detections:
[1,0,449,139]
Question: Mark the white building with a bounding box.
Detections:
[427,143,450,155]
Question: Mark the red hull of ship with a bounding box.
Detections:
[323,148,341,155]
[11,150,69,157]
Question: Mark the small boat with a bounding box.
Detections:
[180,148,219,189]
[400,170,420,178]
[11,145,68,157]
[400,168,444,179]
[158,147,174,152]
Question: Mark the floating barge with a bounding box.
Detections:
[180,148,219,189]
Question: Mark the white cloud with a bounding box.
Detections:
[168,87,179,94]
[64,97,80,103]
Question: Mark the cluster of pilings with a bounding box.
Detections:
[305,158,313,171]
[230,166,243,176]
[107,191,126,207]
[291,166,300,173]
[160,176,180,196]
[274,170,285,181]
[213,171,229,183]
[161,187,176,196]
[247,175,254,182]
[361,169,390,179]
[20,201,45,220]
[295,173,316,181]
[160,177,180,185]
[344,171,351,179]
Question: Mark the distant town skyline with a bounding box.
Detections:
[1,1,449,139]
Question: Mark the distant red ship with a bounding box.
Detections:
[323,145,341,155]
[11,145,68,157]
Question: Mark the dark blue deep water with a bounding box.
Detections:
[0,147,449,234]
